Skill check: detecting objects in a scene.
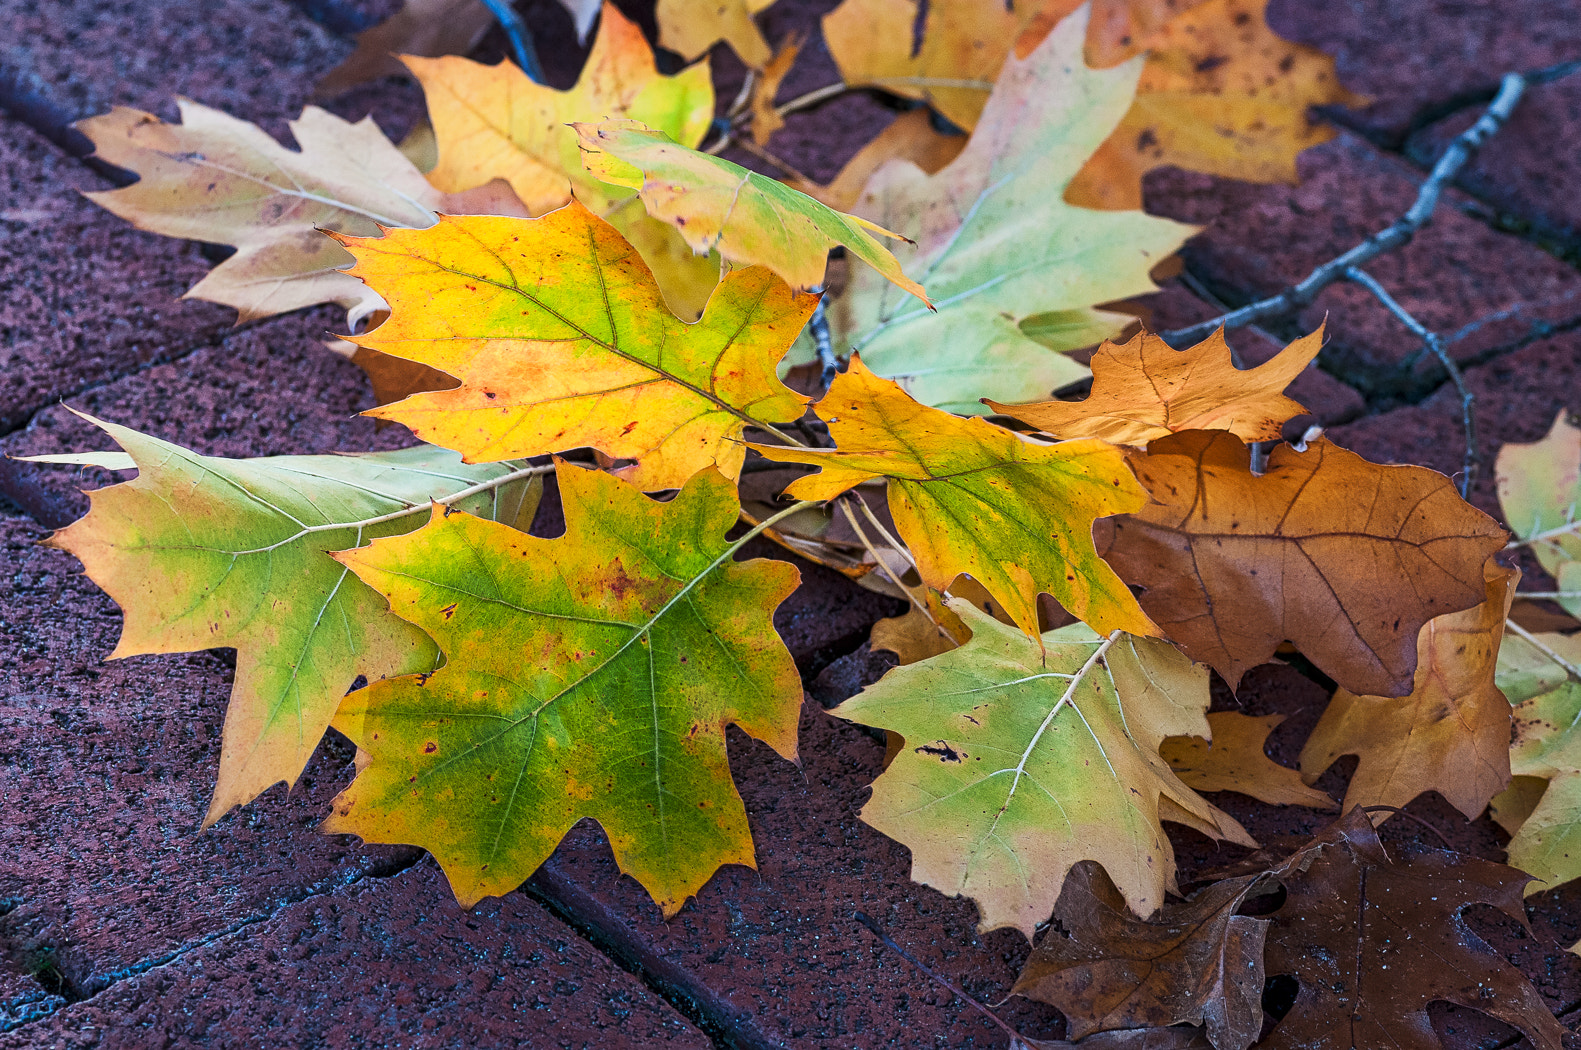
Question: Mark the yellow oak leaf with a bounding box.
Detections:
[328,464,803,913]
[1161,712,1335,809]
[334,205,815,491]
[749,33,803,145]
[1498,410,1581,620]
[1300,562,1519,820]
[989,325,1323,445]
[750,356,1157,639]
[656,0,776,67]
[576,118,927,302]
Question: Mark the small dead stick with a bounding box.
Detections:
[1360,805,1453,850]
[1342,265,1479,496]
[1163,71,1529,347]
[477,0,543,83]
[852,911,1030,1045]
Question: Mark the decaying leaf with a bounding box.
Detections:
[46,414,542,827]
[78,102,445,325]
[1256,808,1564,1050]
[1490,629,1581,895]
[832,601,1249,935]
[410,7,714,215]
[990,326,1322,445]
[824,0,1359,210]
[327,463,802,913]
[317,0,494,94]
[1161,712,1335,810]
[824,7,1193,411]
[1299,561,1518,820]
[1013,863,1268,1050]
[575,119,927,302]
[334,205,815,491]
[1102,431,1508,697]
[752,357,1157,639]
[655,0,775,67]
[1498,409,1581,619]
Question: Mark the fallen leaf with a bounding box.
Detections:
[825,7,1194,412]
[789,108,965,211]
[1299,561,1518,820]
[1256,807,1564,1050]
[78,102,444,325]
[317,0,494,94]
[46,414,542,826]
[752,356,1157,639]
[1012,863,1267,1050]
[989,326,1322,445]
[869,576,1008,665]
[1490,629,1581,894]
[1161,712,1335,810]
[824,0,1359,210]
[655,0,775,67]
[350,345,461,408]
[335,205,815,491]
[327,463,802,913]
[833,602,1247,934]
[575,118,927,302]
[749,33,802,145]
[1498,409,1581,619]
[1102,431,1508,697]
[410,7,713,215]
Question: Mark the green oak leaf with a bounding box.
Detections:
[47,413,542,826]
[326,462,803,913]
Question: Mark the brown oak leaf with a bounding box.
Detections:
[1101,431,1507,697]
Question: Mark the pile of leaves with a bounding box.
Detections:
[25,0,1581,1045]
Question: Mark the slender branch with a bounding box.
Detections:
[705,82,856,154]
[1343,266,1478,495]
[1508,518,1581,549]
[838,497,939,626]
[1515,591,1581,601]
[227,463,555,556]
[477,0,543,83]
[731,136,815,184]
[1361,804,1453,849]
[852,912,1028,1046]
[809,294,837,392]
[1162,72,1529,346]
[1506,618,1581,684]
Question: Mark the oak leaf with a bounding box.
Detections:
[77,102,449,325]
[1489,629,1581,894]
[1498,409,1581,619]
[655,0,775,67]
[1102,431,1508,697]
[823,7,1193,412]
[575,119,927,302]
[869,576,1011,665]
[334,205,815,491]
[1256,808,1564,1050]
[1299,561,1518,820]
[749,33,802,145]
[1012,863,1268,1050]
[327,463,802,913]
[46,415,542,827]
[990,326,1322,445]
[752,356,1156,639]
[1161,712,1334,810]
[833,602,1249,934]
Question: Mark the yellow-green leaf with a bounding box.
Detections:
[327,463,803,913]
[751,356,1157,639]
[46,414,542,826]
[575,118,927,302]
[333,204,815,491]
[1498,410,1581,620]
[833,602,1248,935]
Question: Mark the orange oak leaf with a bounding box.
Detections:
[1161,712,1335,810]
[1299,561,1518,819]
[655,0,775,67]
[751,356,1157,639]
[1101,431,1508,697]
[989,325,1323,445]
[333,205,815,491]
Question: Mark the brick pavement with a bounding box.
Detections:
[3,0,1581,1046]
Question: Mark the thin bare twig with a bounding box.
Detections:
[1505,618,1581,684]
[1343,266,1478,495]
[838,497,939,626]
[1516,591,1581,601]
[1361,804,1453,849]
[853,912,1028,1045]
[1163,72,1529,346]
[809,294,837,392]
[477,0,542,83]
[731,136,815,184]
[1508,518,1581,550]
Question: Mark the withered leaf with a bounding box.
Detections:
[1013,862,1267,1050]
[1102,431,1507,697]
[1161,712,1335,810]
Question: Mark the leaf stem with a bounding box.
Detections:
[1517,591,1581,601]
[1505,618,1581,685]
[1507,518,1581,549]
